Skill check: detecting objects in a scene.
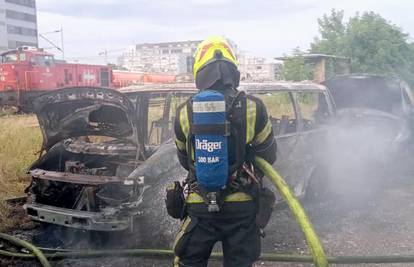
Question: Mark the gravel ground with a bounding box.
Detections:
[2,165,414,267]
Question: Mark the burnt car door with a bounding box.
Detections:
[251,91,307,200]
[136,92,191,145]
[400,81,414,146]
[294,90,334,197]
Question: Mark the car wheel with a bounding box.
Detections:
[304,166,330,202]
[34,223,112,248]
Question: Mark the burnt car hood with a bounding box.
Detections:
[33,87,137,150]
[323,74,403,113]
[336,107,410,144]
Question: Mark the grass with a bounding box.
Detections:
[257,92,319,121]
[0,114,42,231]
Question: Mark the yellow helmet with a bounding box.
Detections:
[193,36,238,78]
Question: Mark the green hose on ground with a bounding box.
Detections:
[3,245,414,264]
[0,232,51,267]
[254,156,329,267]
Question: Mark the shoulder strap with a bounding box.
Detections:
[227,91,247,174]
[185,99,196,177]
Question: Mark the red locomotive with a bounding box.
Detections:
[0,46,176,111]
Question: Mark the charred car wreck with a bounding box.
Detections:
[25,87,147,231]
[123,82,336,241]
[323,74,414,161]
[24,86,194,232]
[25,82,336,234]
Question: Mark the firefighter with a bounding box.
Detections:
[172,36,276,267]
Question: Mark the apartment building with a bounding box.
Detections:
[0,0,38,53]
[239,55,282,81]
[117,39,282,82]
[118,41,201,74]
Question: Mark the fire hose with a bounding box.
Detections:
[254,156,328,267]
[0,232,51,267]
[1,157,414,266]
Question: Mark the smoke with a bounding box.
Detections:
[318,109,407,208]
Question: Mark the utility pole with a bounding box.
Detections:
[60,27,65,60]
[39,28,65,60]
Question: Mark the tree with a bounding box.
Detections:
[311,9,346,56]
[311,10,414,85]
[281,48,313,81]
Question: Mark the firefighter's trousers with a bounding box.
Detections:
[173,213,261,267]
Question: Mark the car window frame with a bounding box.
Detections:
[249,89,299,138]
[132,86,334,146]
[134,91,193,148]
[294,89,334,133]
[400,82,414,114]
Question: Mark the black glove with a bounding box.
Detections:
[165,181,185,219]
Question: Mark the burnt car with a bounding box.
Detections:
[24,82,335,235]
[121,82,336,243]
[24,86,194,232]
[323,74,414,163]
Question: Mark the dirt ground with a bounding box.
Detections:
[2,163,414,267]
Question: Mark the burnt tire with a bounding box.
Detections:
[34,223,111,248]
[304,166,330,202]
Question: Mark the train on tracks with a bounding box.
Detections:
[0,46,176,111]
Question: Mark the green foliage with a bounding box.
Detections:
[282,48,313,81]
[254,93,296,119]
[297,92,316,104]
[311,9,414,85]
[311,9,346,56]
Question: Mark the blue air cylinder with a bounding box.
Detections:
[192,90,229,192]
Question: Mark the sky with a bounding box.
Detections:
[36,0,414,64]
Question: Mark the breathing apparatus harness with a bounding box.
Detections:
[184,88,261,212]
